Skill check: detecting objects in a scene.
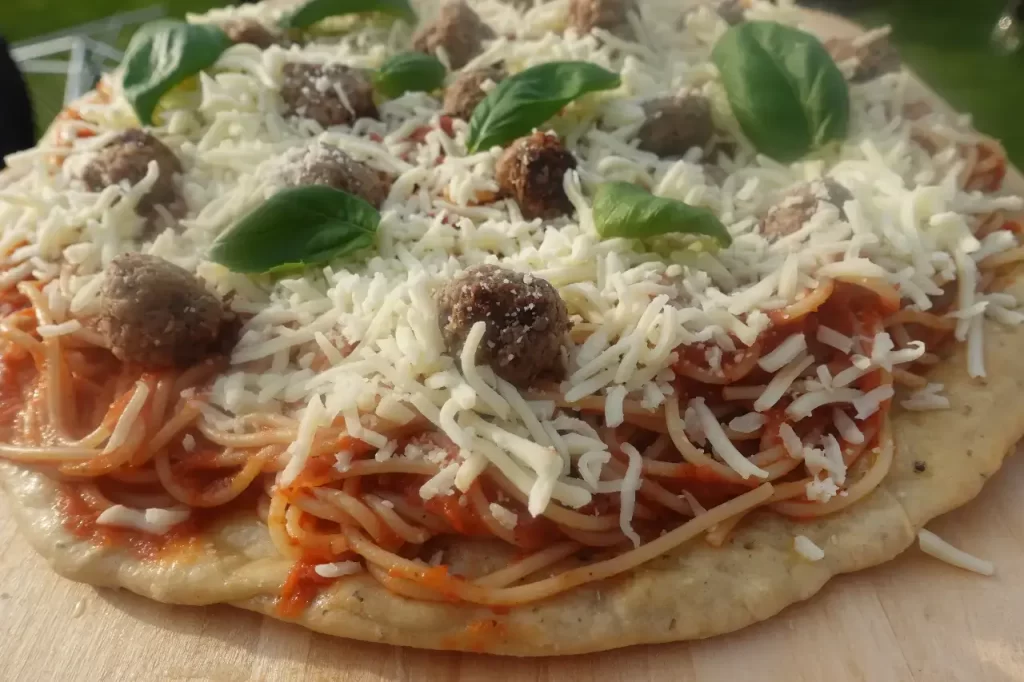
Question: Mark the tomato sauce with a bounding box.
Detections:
[56,484,201,560]
[1002,219,1023,235]
[0,288,30,318]
[440,619,508,653]
[387,564,464,602]
[277,560,338,618]
[0,347,36,438]
[423,493,491,536]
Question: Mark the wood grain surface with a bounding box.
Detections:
[3,449,1023,682]
[3,8,1024,682]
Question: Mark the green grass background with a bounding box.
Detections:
[3,0,1023,162]
[3,0,222,137]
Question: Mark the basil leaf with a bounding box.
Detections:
[466,61,621,153]
[281,0,416,29]
[592,182,732,247]
[373,52,446,99]
[209,186,379,273]
[120,20,232,126]
[712,21,850,162]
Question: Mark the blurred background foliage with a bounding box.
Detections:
[2,0,1023,162]
[3,0,222,137]
[853,0,1024,164]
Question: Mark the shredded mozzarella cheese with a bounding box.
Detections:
[96,505,190,535]
[794,535,826,561]
[618,443,643,547]
[918,529,995,576]
[313,561,363,578]
[103,381,150,454]
[692,398,769,480]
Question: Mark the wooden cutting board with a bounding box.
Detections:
[3,9,1024,682]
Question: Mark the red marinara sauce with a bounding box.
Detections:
[56,484,201,560]
[440,618,509,652]
[277,559,340,618]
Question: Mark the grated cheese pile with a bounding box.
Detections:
[2,0,1022,538]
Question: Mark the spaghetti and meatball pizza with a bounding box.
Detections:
[1,0,1023,655]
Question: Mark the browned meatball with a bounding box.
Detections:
[280,62,378,128]
[496,132,577,220]
[568,0,633,34]
[437,264,570,386]
[97,254,234,369]
[715,0,746,25]
[221,17,278,48]
[759,179,852,239]
[824,37,901,83]
[637,94,715,157]
[412,1,495,70]
[443,65,506,121]
[82,129,184,223]
[281,143,391,208]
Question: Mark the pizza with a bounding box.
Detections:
[1,0,1022,655]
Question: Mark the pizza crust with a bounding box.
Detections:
[2,10,1023,655]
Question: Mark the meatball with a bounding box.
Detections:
[437,264,570,386]
[715,0,746,25]
[443,65,506,121]
[97,254,234,369]
[568,0,633,35]
[637,94,715,157]
[221,18,278,49]
[280,62,378,129]
[824,37,901,83]
[413,1,495,70]
[82,129,184,224]
[759,179,852,239]
[496,132,577,220]
[281,142,391,208]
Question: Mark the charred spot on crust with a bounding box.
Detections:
[412,1,495,70]
[280,62,378,128]
[82,129,185,228]
[495,132,577,221]
[437,264,570,387]
[97,253,236,369]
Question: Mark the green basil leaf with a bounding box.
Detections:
[373,52,447,99]
[120,20,232,126]
[711,21,850,162]
[466,61,621,153]
[592,182,732,247]
[281,0,416,29]
[209,186,379,273]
